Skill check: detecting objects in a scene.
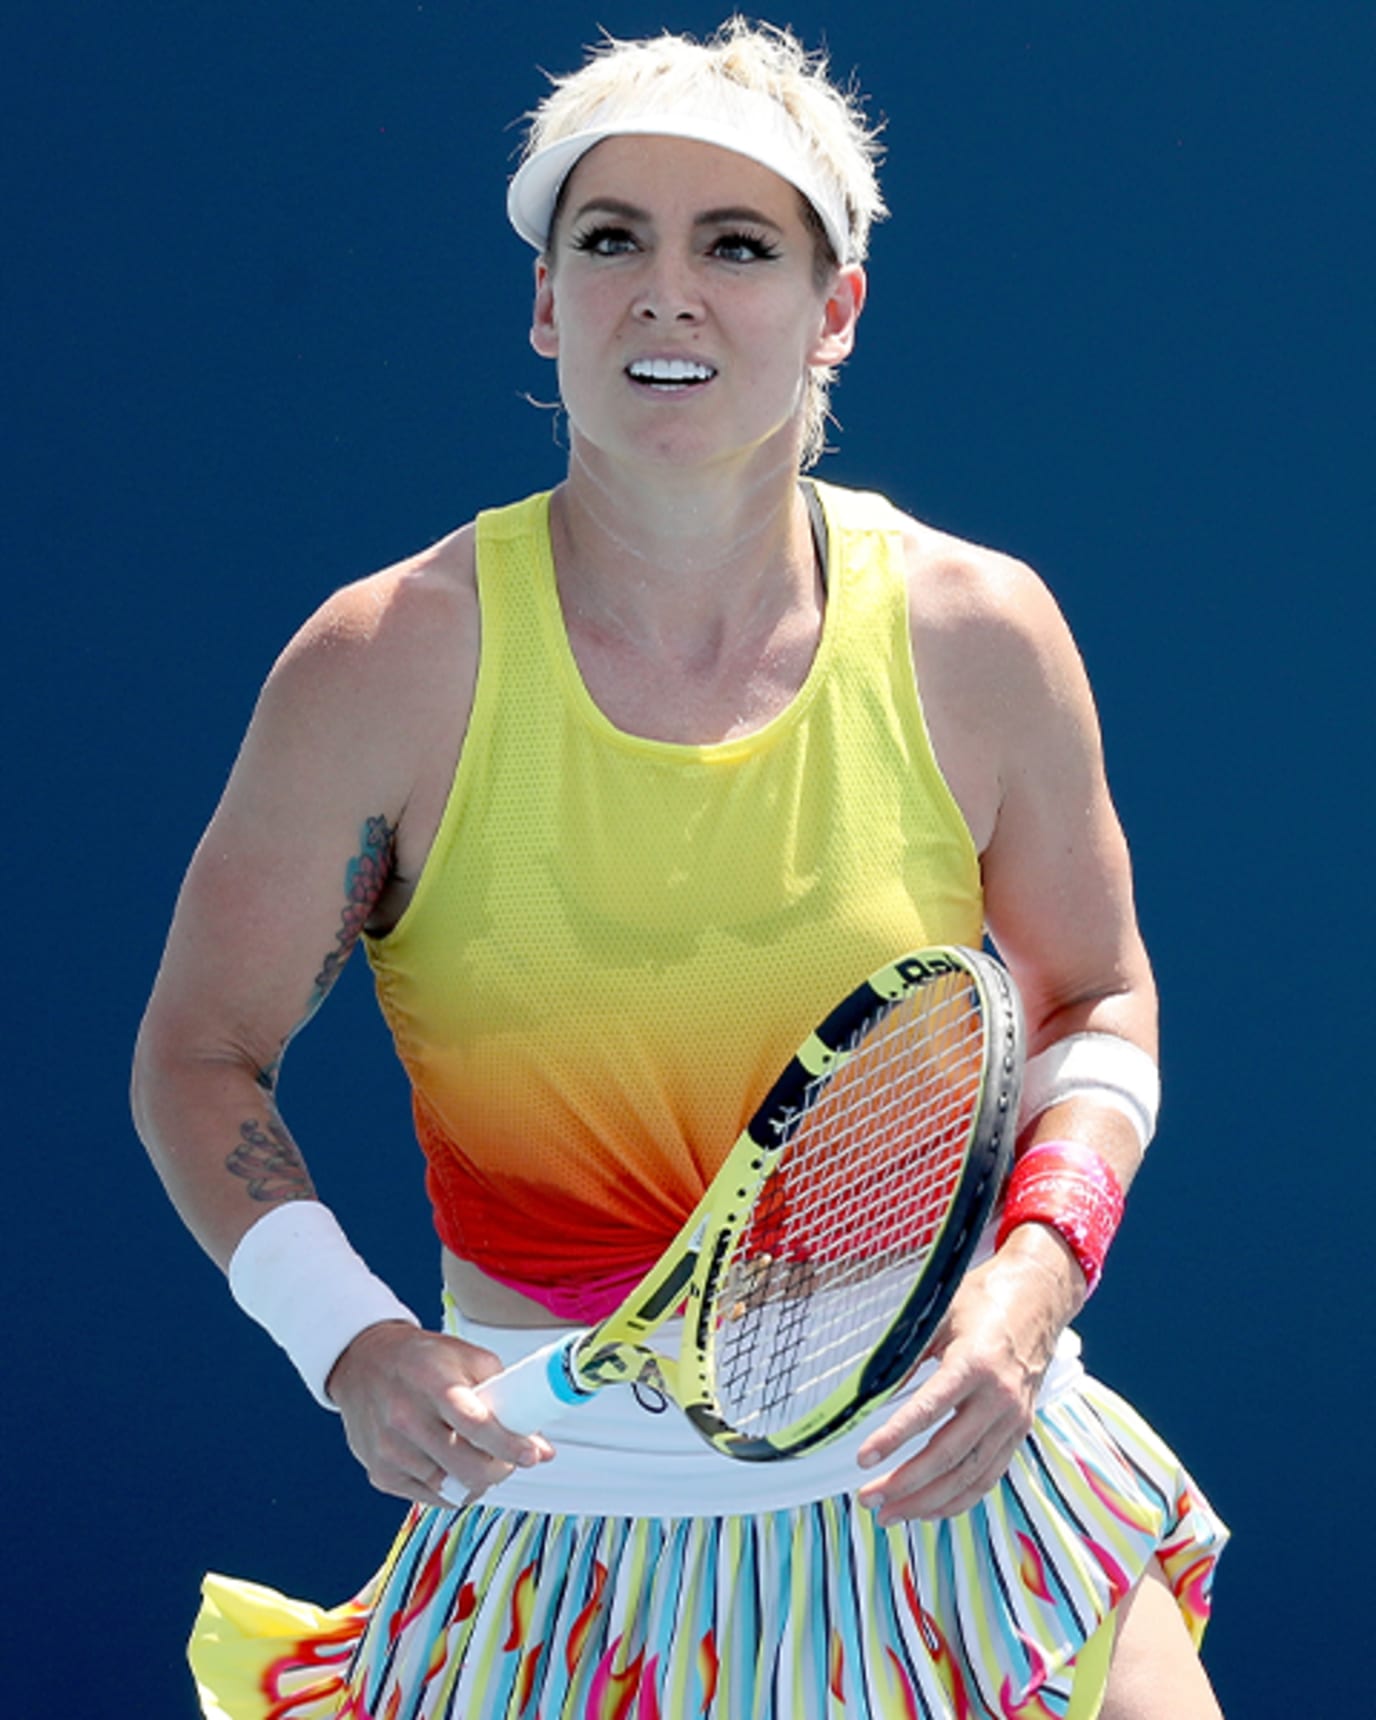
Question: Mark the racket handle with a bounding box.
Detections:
[476,1331,592,1435]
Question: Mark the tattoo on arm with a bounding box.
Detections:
[309,815,397,1011]
[229,820,395,1190]
[226,1117,315,1204]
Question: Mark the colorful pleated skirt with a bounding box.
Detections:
[189,1313,1226,1720]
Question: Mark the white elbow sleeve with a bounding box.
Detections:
[1019,1032,1160,1152]
[227,1201,420,1409]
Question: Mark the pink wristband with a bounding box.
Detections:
[995,1140,1125,1294]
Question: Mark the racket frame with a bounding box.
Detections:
[515,947,1026,1460]
[477,947,1023,1460]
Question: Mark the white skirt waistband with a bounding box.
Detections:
[453,1301,1085,1518]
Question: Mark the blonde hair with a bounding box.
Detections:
[519,18,886,465]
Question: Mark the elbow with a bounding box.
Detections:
[130,1002,176,1149]
[130,997,266,1150]
[1022,954,1157,1059]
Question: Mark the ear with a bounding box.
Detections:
[809,263,867,367]
[530,256,559,359]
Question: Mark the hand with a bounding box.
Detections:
[855,1227,1083,1523]
[325,1321,555,1507]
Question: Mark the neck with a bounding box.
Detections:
[551,436,819,652]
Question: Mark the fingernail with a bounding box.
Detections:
[857,1448,882,1469]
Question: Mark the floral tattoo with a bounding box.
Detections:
[226,1116,313,1204]
[227,819,395,1193]
[311,815,396,1009]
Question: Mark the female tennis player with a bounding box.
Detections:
[134,21,1226,1718]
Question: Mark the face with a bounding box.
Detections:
[530,135,865,471]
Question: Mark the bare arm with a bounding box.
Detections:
[132,541,550,1500]
[133,593,406,1264]
[857,533,1156,1519]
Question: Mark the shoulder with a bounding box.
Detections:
[893,511,1072,669]
[245,523,480,791]
[877,505,1102,852]
[891,507,1099,746]
[230,523,481,838]
[265,523,478,713]
[819,482,1068,667]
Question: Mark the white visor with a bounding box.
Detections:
[507,84,854,264]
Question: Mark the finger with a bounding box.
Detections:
[361,1403,518,1504]
[410,1464,463,1511]
[863,1417,1024,1524]
[358,1439,501,1509]
[400,1459,489,1513]
[418,1420,522,1496]
[452,1339,505,1387]
[856,1383,1000,1507]
[437,1472,486,1510]
[438,1383,556,1469]
[856,1368,965,1472]
[879,1429,1022,1523]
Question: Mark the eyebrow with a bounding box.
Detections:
[567,196,785,232]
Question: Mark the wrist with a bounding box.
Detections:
[323,1315,421,1404]
[995,1140,1125,1297]
[992,1218,1089,1322]
[227,1200,420,1409]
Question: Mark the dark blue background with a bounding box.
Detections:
[7,3,1371,1711]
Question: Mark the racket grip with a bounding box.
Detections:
[475,1331,592,1435]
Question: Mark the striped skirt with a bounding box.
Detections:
[189,1315,1226,1720]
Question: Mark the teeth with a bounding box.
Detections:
[628,358,716,382]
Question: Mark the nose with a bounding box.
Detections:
[632,251,703,323]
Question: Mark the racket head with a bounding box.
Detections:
[671,946,1023,1460]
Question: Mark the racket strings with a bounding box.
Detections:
[712,974,988,1435]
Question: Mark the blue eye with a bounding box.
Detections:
[712,231,782,263]
[570,224,638,256]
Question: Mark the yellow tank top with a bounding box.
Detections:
[365,482,983,1289]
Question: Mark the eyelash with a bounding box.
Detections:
[569,224,637,257]
[568,224,782,263]
[715,230,782,263]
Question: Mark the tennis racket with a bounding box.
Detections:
[474,945,1023,1463]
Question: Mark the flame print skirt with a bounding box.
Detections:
[189,1316,1226,1720]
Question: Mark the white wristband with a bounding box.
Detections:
[227,1201,420,1410]
[1019,1032,1160,1152]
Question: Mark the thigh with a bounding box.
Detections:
[1101,1560,1224,1720]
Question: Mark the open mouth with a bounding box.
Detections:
[626,358,718,390]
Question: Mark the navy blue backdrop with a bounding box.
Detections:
[7,3,1372,1712]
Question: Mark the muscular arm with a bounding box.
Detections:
[974,556,1156,1316]
[979,566,1155,1046]
[132,601,408,1268]
[908,525,1156,1098]
[132,538,547,1500]
[137,805,396,1257]
[857,529,1156,1519]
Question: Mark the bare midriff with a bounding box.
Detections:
[442,1249,575,1329]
